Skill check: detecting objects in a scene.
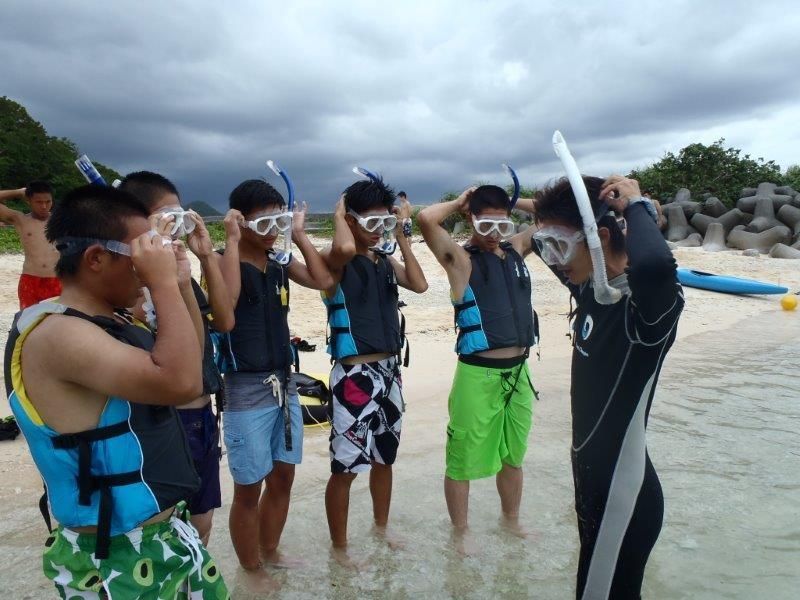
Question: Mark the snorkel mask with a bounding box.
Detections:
[470,164,520,240]
[351,166,397,255]
[75,155,108,186]
[154,206,197,240]
[551,131,621,305]
[264,160,295,265]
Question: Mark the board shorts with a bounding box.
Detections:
[446,354,536,481]
[223,371,303,485]
[42,509,229,599]
[18,273,61,309]
[329,356,404,474]
[178,402,222,515]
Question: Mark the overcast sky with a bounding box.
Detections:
[2,0,799,209]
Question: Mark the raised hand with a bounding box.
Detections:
[130,232,178,289]
[600,175,642,212]
[186,211,214,258]
[223,209,244,244]
[292,201,308,235]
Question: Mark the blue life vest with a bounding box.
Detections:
[453,242,538,355]
[216,253,293,373]
[5,302,199,558]
[323,254,405,362]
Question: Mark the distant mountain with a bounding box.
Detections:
[185,200,222,217]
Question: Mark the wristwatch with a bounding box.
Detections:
[625,197,658,223]
[402,218,412,237]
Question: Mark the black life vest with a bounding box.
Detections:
[190,278,224,395]
[453,242,538,355]
[325,254,404,361]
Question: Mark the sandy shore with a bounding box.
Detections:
[0,240,797,596]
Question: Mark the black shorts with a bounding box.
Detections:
[178,403,222,515]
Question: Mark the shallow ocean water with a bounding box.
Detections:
[1,312,797,599]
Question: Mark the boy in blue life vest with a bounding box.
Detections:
[321,175,427,564]
[4,185,228,598]
[418,185,538,555]
[217,179,333,582]
[119,171,235,546]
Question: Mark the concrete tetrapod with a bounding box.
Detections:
[737,194,794,214]
[702,197,728,218]
[691,208,746,235]
[776,204,800,237]
[702,222,727,252]
[673,233,703,247]
[746,197,784,233]
[769,243,800,259]
[665,203,691,241]
[727,225,791,253]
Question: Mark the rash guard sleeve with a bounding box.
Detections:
[623,201,684,345]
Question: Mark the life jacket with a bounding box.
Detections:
[190,278,224,395]
[323,254,408,364]
[216,253,293,374]
[5,302,199,559]
[453,242,538,355]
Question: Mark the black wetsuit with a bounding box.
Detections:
[542,201,684,599]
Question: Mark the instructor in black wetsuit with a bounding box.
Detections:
[521,175,684,599]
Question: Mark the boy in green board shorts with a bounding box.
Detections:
[418,184,538,554]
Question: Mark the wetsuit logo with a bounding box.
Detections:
[581,315,594,340]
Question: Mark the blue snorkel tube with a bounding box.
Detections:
[503,163,520,209]
[352,165,397,255]
[266,160,296,265]
[552,131,621,305]
[75,155,108,186]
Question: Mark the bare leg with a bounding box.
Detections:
[229,480,278,591]
[370,461,404,549]
[260,462,304,568]
[445,476,478,556]
[229,481,264,570]
[190,509,214,547]
[326,471,362,567]
[496,463,533,539]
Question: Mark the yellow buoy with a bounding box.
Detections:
[780,294,798,311]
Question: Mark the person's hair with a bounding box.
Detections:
[25,181,53,198]
[343,176,395,213]
[229,179,285,215]
[468,185,510,215]
[535,176,626,253]
[397,191,407,199]
[118,171,179,210]
[46,185,149,278]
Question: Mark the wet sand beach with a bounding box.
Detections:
[0,241,798,598]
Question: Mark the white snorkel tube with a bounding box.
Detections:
[552,131,621,305]
[265,160,295,265]
[352,165,397,255]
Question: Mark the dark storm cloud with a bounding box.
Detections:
[2,1,799,208]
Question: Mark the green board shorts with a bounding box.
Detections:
[42,509,229,599]
[446,356,536,481]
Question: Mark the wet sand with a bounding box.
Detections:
[0,242,798,597]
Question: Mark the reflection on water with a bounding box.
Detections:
[1,314,797,598]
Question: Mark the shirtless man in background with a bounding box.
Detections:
[0,182,61,308]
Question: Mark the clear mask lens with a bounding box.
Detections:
[158,209,196,239]
[532,227,584,265]
[474,218,515,238]
[248,213,293,236]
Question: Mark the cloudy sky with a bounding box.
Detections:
[2,1,799,209]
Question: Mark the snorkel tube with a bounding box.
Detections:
[552,131,621,305]
[503,163,520,209]
[75,155,108,186]
[352,165,397,255]
[266,160,295,265]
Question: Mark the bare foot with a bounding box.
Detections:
[329,546,367,569]
[236,564,281,595]
[500,516,539,541]
[372,524,406,550]
[451,527,480,557]
[261,548,308,569]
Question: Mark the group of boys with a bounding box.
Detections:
[2,166,681,599]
